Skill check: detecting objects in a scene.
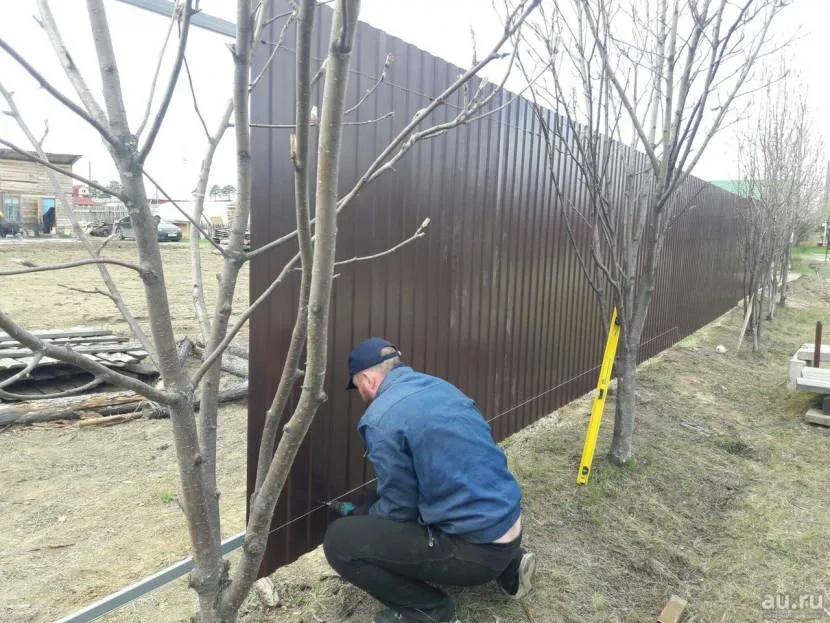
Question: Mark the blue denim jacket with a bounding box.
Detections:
[357,365,521,543]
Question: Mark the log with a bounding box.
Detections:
[225,342,249,359]
[77,412,143,428]
[191,343,248,378]
[144,381,249,418]
[0,391,144,426]
[0,381,248,426]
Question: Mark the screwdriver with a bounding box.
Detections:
[320,499,356,516]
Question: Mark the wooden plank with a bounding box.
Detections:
[0,357,20,370]
[0,343,144,359]
[0,327,109,341]
[657,595,688,623]
[0,334,124,349]
[804,407,830,427]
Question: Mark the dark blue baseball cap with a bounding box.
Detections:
[346,337,400,390]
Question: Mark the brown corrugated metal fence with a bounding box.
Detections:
[248,6,744,576]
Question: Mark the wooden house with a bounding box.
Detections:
[0,149,81,234]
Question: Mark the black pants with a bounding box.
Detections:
[323,515,522,613]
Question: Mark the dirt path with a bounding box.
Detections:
[2,241,829,622]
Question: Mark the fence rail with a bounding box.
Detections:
[248,4,744,577]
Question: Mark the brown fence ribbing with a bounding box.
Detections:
[248,6,744,576]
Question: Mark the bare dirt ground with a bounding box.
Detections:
[0,240,249,622]
[2,240,830,623]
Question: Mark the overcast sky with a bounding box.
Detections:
[0,0,827,198]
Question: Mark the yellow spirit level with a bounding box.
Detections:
[577,308,620,485]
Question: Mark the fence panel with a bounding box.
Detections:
[249,6,744,576]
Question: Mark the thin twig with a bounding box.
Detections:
[183,55,211,141]
[344,53,394,116]
[58,284,118,302]
[334,218,430,267]
[192,251,301,387]
[138,0,194,163]
[250,7,296,92]
[250,111,393,129]
[136,1,179,138]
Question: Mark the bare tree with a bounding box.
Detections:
[0,0,540,619]
[736,66,824,349]
[515,0,785,464]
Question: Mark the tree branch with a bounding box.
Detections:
[138,0,194,162]
[183,55,211,142]
[334,218,430,267]
[86,0,130,138]
[190,97,235,342]
[344,53,394,115]
[142,169,227,255]
[0,257,149,277]
[335,0,541,215]
[0,38,119,148]
[255,0,317,495]
[58,283,117,302]
[136,1,179,138]
[0,353,43,390]
[250,6,296,92]
[35,0,111,133]
[250,111,393,129]
[222,0,361,613]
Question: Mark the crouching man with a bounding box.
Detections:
[324,338,536,623]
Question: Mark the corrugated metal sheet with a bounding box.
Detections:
[248,6,744,576]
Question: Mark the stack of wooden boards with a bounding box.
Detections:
[0,327,156,400]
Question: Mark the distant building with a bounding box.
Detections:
[72,185,128,226]
[0,149,81,234]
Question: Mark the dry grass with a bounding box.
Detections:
[238,254,830,623]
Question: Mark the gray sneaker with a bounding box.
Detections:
[499,551,537,600]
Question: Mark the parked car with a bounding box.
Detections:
[114,216,182,242]
[87,221,113,237]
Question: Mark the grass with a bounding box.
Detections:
[159,490,176,505]
[236,265,830,623]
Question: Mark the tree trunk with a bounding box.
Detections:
[779,246,790,305]
[609,342,638,465]
[767,263,777,320]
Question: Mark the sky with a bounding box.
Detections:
[0,0,827,198]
